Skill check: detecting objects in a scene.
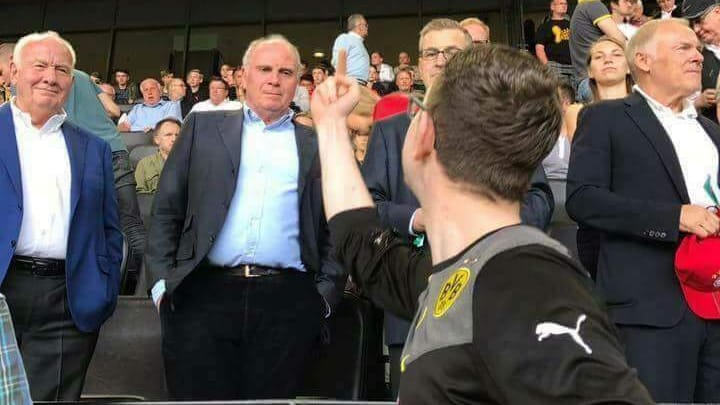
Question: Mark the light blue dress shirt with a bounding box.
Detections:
[332,31,370,81]
[127,100,182,131]
[206,107,305,271]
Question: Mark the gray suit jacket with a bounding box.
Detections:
[145,109,345,310]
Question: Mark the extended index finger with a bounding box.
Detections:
[336,49,347,77]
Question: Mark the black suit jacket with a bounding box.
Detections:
[566,92,720,327]
[145,109,345,310]
[362,113,555,344]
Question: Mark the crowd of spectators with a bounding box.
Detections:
[0,0,719,403]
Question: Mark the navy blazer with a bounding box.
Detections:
[567,92,720,327]
[145,110,345,310]
[362,113,556,344]
[0,103,123,332]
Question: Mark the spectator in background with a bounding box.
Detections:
[685,0,720,123]
[348,86,379,163]
[611,0,640,39]
[89,71,101,84]
[189,77,242,113]
[299,73,315,96]
[220,63,233,82]
[394,68,413,94]
[113,68,138,104]
[232,65,245,102]
[655,0,682,18]
[459,17,491,44]
[0,42,15,103]
[160,70,174,98]
[293,82,311,112]
[536,0,574,84]
[371,51,395,82]
[570,0,626,101]
[312,64,328,86]
[167,78,187,102]
[135,117,181,194]
[0,294,31,404]
[332,14,370,83]
[631,0,651,25]
[394,51,420,80]
[184,69,208,106]
[119,78,182,132]
[65,69,146,293]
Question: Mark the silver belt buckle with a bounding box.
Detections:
[244,264,260,278]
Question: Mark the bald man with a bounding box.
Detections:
[118,78,182,132]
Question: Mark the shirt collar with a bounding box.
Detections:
[10,98,67,134]
[143,99,166,108]
[349,31,364,41]
[243,106,294,130]
[633,85,697,120]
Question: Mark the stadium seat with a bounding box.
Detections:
[298,291,387,400]
[120,131,153,154]
[81,296,167,401]
[129,145,158,169]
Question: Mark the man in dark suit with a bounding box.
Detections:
[146,35,344,400]
[567,19,720,402]
[685,0,720,123]
[0,32,122,401]
[362,18,555,397]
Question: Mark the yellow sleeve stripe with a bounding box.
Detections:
[593,14,611,25]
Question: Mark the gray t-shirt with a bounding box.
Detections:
[569,0,611,80]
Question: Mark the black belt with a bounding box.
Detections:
[11,255,66,277]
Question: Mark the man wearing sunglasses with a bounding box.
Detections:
[361,18,554,398]
[685,0,720,123]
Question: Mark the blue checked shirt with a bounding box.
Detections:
[0,294,31,405]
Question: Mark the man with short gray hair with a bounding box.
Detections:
[568,18,720,402]
[118,78,182,132]
[147,34,344,400]
[0,42,15,103]
[332,13,370,83]
[0,31,122,401]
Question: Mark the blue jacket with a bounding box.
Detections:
[0,103,122,332]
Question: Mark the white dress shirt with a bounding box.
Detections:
[660,6,676,19]
[189,99,243,113]
[377,63,395,82]
[635,86,720,207]
[11,100,72,259]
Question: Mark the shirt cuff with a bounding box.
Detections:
[408,209,420,237]
[151,280,166,307]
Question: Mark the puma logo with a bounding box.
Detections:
[535,314,592,354]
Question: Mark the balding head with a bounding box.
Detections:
[140,78,162,105]
[459,18,491,44]
[627,19,703,103]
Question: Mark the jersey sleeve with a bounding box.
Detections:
[587,1,612,25]
[472,246,654,404]
[329,207,432,320]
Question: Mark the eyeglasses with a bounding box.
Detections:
[407,94,427,120]
[419,46,461,61]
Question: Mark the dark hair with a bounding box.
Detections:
[153,117,182,137]
[427,44,561,202]
[312,65,328,74]
[300,73,314,83]
[114,68,130,76]
[558,81,576,104]
[208,76,228,90]
[372,51,383,58]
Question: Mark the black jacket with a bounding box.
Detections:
[145,110,345,310]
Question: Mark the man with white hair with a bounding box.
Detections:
[146,34,344,400]
[118,78,182,132]
[0,31,122,401]
[567,19,720,402]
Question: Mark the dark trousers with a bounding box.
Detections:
[617,307,720,403]
[161,267,323,400]
[112,150,146,293]
[0,265,98,401]
[388,344,403,399]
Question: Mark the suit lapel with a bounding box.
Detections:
[295,124,317,199]
[697,117,720,187]
[625,93,691,203]
[217,110,244,173]
[0,104,22,202]
[63,123,87,219]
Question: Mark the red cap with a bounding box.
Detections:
[675,234,720,319]
[372,93,410,122]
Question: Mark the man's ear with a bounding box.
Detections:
[413,111,436,160]
[634,51,651,75]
